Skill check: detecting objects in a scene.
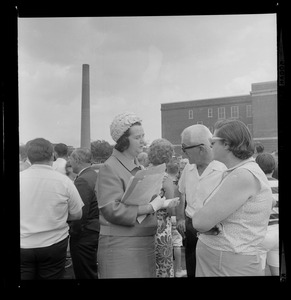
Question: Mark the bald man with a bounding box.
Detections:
[175,124,226,277]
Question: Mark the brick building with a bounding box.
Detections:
[161,81,277,156]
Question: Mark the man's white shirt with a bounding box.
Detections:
[178,160,227,218]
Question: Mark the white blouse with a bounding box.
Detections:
[199,158,273,254]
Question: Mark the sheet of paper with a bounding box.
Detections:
[137,214,147,223]
[121,163,166,206]
[121,164,166,224]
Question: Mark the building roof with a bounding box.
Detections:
[251,81,277,95]
[161,94,251,111]
[161,80,277,111]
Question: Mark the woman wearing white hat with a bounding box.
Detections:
[96,112,165,278]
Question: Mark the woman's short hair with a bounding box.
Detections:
[114,122,141,152]
[27,138,54,164]
[70,148,92,164]
[148,138,174,166]
[255,153,275,174]
[214,119,254,160]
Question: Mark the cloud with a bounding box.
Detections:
[18,15,277,147]
[142,45,163,85]
[19,60,80,106]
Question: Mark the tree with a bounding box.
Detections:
[91,140,113,163]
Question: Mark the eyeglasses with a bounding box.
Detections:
[210,136,224,146]
[182,143,204,153]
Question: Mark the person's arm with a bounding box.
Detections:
[176,193,186,238]
[167,183,180,216]
[70,176,95,231]
[68,209,82,221]
[74,177,93,220]
[192,168,260,232]
[176,170,186,237]
[67,180,84,221]
[176,192,186,221]
[96,163,139,226]
[162,176,176,215]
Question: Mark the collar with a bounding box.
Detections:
[56,157,67,162]
[187,162,196,171]
[77,166,92,177]
[30,164,53,170]
[208,160,227,172]
[186,160,226,173]
[112,148,141,172]
[225,157,255,173]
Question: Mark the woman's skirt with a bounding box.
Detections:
[196,239,265,276]
[97,234,156,278]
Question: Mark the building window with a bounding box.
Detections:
[197,121,203,124]
[247,124,253,134]
[218,107,225,119]
[189,109,193,119]
[246,105,252,117]
[231,106,239,118]
[208,108,213,118]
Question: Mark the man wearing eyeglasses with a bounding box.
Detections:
[176,124,226,277]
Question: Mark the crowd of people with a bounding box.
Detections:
[20,111,279,280]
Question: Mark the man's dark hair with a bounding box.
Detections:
[254,141,264,154]
[27,138,54,164]
[256,153,275,174]
[54,143,68,157]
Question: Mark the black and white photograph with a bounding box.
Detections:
[2,2,288,289]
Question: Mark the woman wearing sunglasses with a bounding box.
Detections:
[192,119,273,276]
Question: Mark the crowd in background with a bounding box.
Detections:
[19,112,279,280]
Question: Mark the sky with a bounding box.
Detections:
[18,14,277,147]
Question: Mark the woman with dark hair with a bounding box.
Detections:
[192,119,273,276]
[96,112,165,278]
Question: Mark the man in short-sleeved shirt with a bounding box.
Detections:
[178,161,226,219]
[176,125,226,277]
[20,138,84,280]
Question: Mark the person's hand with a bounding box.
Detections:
[200,225,221,236]
[176,219,186,239]
[167,198,180,208]
[150,196,165,212]
[162,197,180,209]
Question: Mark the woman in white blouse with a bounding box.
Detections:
[192,119,273,276]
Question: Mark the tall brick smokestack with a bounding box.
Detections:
[80,64,91,148]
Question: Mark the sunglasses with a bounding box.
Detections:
[210,136,224,146]
[182,143,204,153]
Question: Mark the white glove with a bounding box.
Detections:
[150,196,165,212]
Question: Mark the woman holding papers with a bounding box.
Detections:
[95,112,165,278]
